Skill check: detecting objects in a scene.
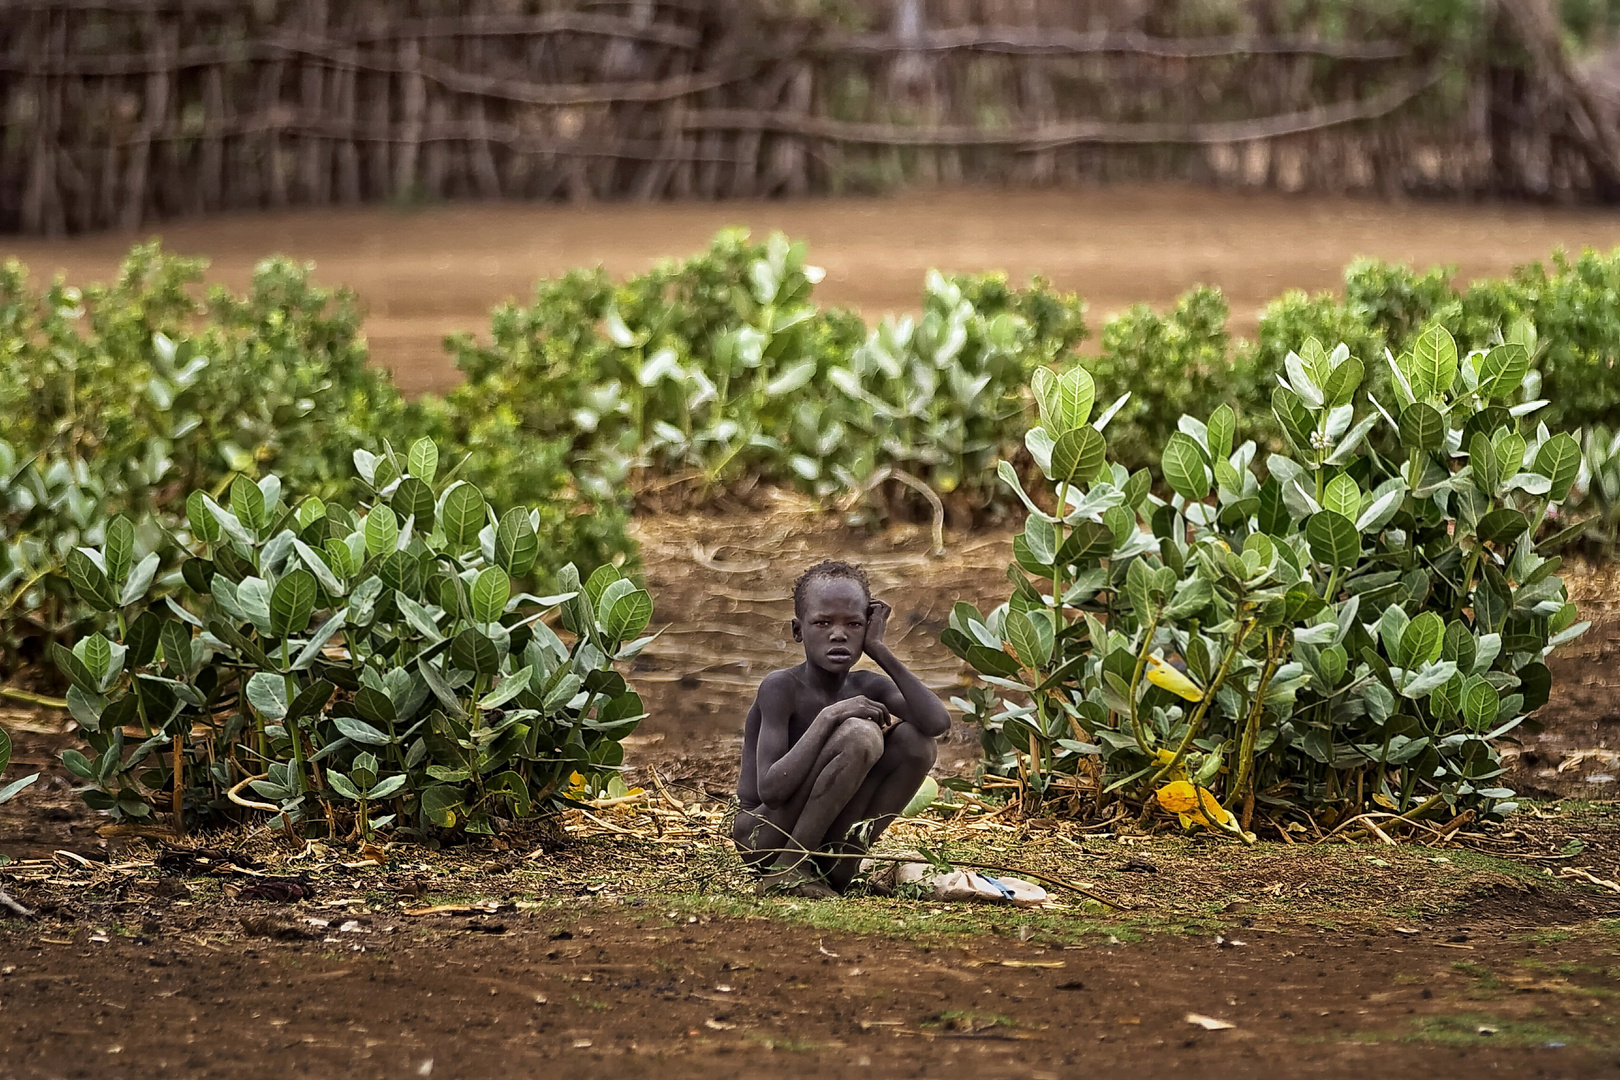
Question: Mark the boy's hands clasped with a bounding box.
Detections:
[820,694,893,731]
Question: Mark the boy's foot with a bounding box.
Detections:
[756,866,838,899]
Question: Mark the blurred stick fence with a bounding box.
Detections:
[2,0,1616,235]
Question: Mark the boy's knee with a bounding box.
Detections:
[833,717,886,764]
[887,721,938,770]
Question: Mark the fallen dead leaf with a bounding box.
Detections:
[704,1018,737,1031]
[1187,1013,1236,1031]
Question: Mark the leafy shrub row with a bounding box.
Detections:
[53,438,653,837]
[0,245,630,680]
[441,229,1085,517]
[948,329,1585,831]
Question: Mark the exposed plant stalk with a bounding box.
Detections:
[1146,616,1253,788]
[1225,629,1284,811]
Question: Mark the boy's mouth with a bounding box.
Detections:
[825,646,853,661]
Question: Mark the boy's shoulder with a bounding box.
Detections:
[757,665,805,694]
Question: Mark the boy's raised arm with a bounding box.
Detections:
[862,600,950,737]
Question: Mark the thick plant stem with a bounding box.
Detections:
[171,732,185,837]
[1146,617,1253,788]
[1225,630,1284,812]
[1124,615,1160,756]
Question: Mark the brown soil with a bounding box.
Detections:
[6,907,1620,1080]
[9,186,1620,393]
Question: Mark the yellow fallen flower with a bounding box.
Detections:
[1156,779,1236,830]
[1147,654,1204,702]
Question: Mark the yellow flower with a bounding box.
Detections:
[1147,655,1204,702]
[1155,780,1235,830]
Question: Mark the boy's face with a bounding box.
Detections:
[793,578,869,674]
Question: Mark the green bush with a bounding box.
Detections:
[0,246,630,680]
[441,230,1084,519]
[947,330,1584,833]
[1088,286,1231,471]
[53,438,652,836]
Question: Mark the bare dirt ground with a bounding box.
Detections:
[8,185,1620,393]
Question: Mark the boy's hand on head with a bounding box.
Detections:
[865,598,892,647]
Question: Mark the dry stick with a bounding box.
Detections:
[225,773,296,840]
[681,69,1440,150]
[0,10,700,76]
[821,27,1410,61]
[1324,792,1446,843]
[841,467,946,556]
[1,686,68,710]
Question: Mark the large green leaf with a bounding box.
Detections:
[470,567,511,623]
[391,477,436,531]
[1206,404,1235,462]
[1050,427,1106,486]
[495,508,539,577]
[450,629,500,675]
[440,483,488,550]
[270,570,318,636]
[1461,677,1500,731]
[1475,508,1529,546]
[230,474,267,531]
[1322,474,1361,520]
[1004,610,1051,671]
[1533,432,1582,502]
[1304,511,1359,568]
[246,671,288,720]
[605,589,654,644]
[66,549,119,611]
[1054,367,1095,432]
[103,515,135,588]
[1399,611,1445,669]
[1406,325,1457,401]
[407,437,440,482]
[1397,402,1445,451]
[1271,387,1314,452]
[365,506,399,559]
[1322,356,1363,408]
[1161,432,1210,501]
[1468,432,1499,494]
[1477,342,1529,401]
[187,490,221,544]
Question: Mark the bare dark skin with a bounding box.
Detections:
[733,576,950,897]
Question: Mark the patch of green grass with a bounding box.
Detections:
[924,1010,1017,1031]
[1450,960,1505,997]
[652,890,1217,947]
[1407,1013,1595,1050]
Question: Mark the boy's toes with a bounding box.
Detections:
[756,867,838,899]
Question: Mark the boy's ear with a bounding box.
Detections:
[791,617,803,642]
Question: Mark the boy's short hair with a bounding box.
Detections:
[793,560,871,617]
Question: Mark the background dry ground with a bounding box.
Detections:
[12,185,1620,392]
[6,189,1620,1076]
